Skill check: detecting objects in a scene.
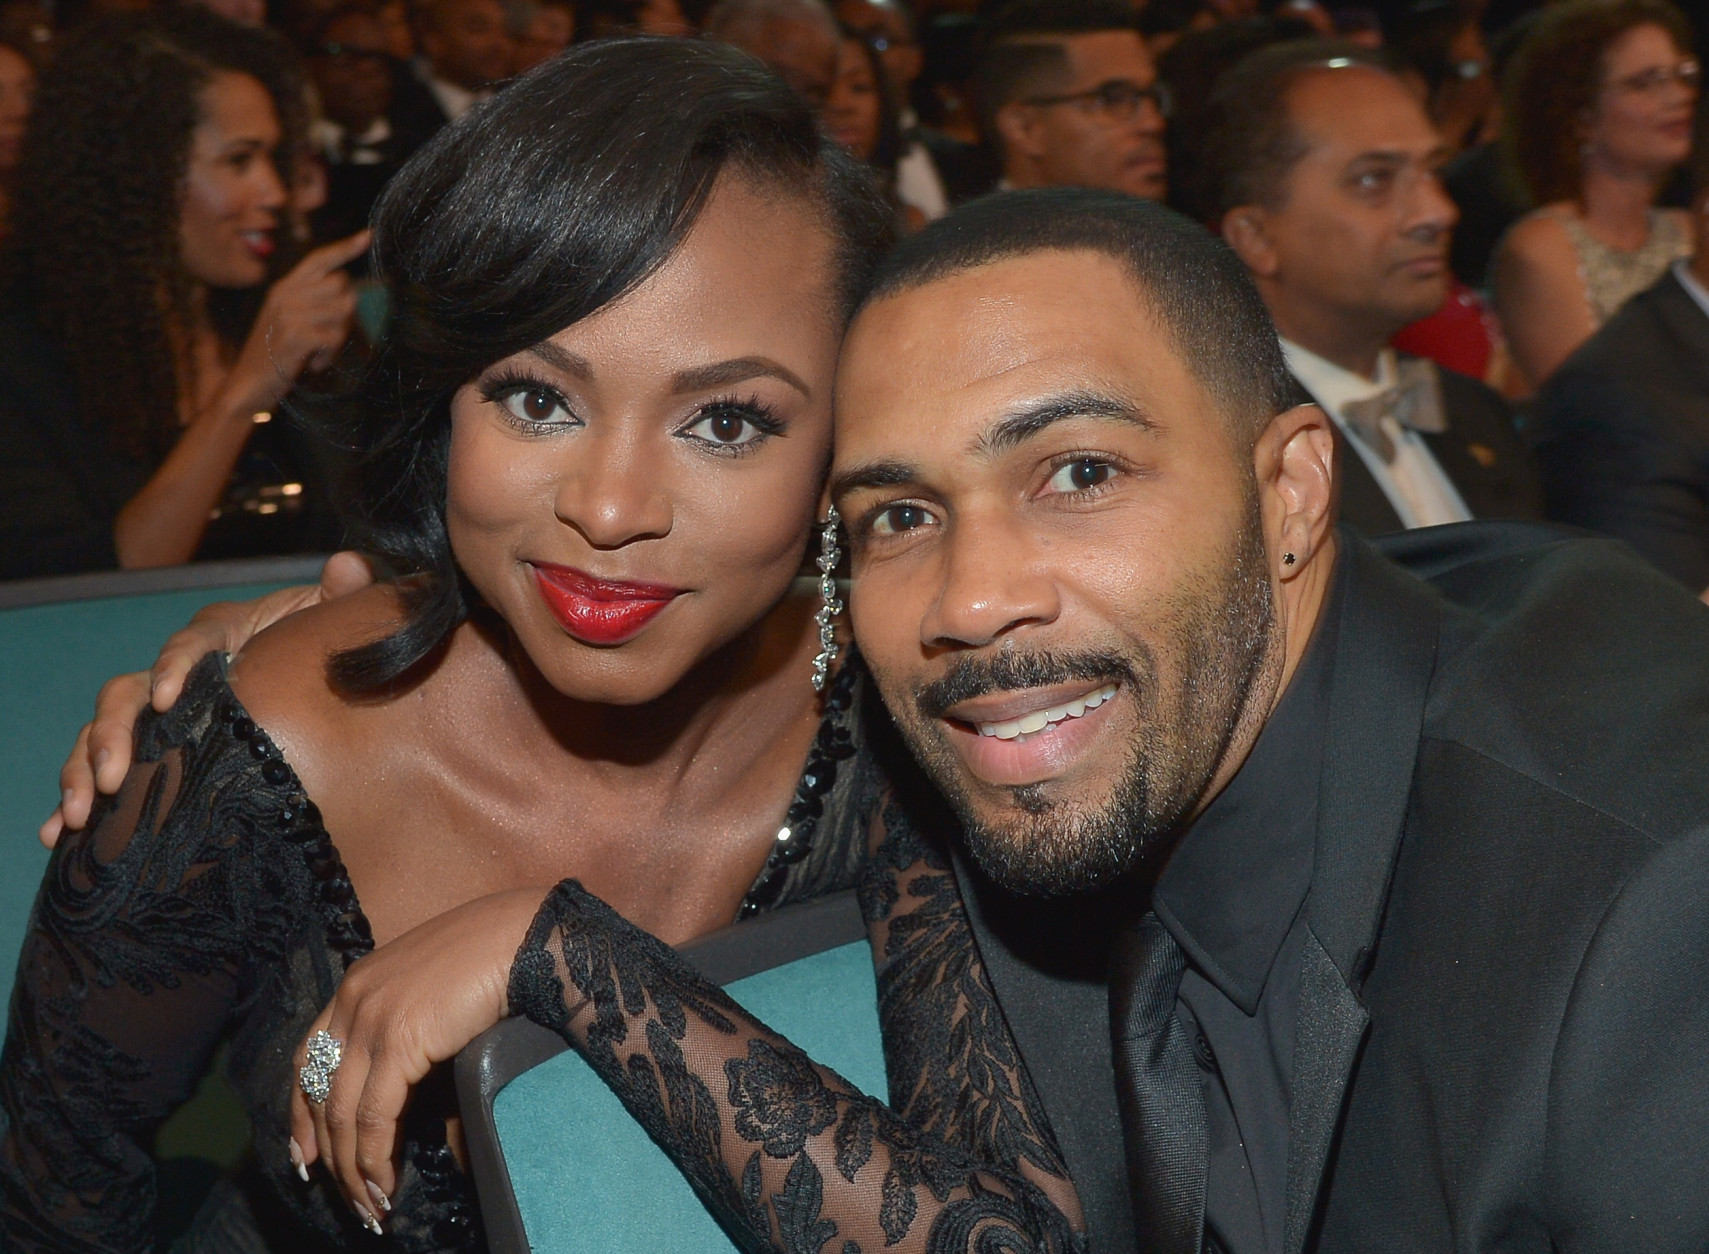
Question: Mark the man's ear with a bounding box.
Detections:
[994,100,1046,161]
[1254,403,1336,579]
[1221,205,1280,280]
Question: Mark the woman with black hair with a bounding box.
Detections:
[0,7,368,579]
[2,36,1082,1254]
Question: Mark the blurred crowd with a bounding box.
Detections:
[1,0,1706,591]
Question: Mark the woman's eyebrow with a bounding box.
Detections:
[671,357,812,399]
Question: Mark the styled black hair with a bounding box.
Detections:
[859,188,1296,437]
[1200,38,1392,221]
[330,37,894,692]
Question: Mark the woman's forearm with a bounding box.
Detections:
[112,373,274,569]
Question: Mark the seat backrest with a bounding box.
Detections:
[0,557,324,1009]
[456,890,887,1254]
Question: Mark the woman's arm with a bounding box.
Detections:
[1490,214,1597,392]
[1,710,263,1250]
[112,231,368,570]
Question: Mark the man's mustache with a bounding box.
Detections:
[914,650,1141,722]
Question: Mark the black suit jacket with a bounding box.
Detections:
[1530,270,1709,591]
[948,523,1709,1252]
[1309,362,1543,536]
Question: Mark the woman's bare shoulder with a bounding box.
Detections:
[226,582,415,759]
[1499,206,1579,265]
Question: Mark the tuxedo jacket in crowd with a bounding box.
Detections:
[1530,269,1709,591]
[943,523,1709,1252]
[1317,363,1543,536]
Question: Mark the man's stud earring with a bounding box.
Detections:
[1283,552,1297,566]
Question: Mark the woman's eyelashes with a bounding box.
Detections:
[676,396,785,455]
[482,373,578,432]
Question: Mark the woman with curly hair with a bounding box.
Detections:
[1491,0,1697,391]
[0,7,369,579]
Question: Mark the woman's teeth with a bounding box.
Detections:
[976,683,1118,741]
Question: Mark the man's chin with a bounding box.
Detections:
[946,782,1159,898]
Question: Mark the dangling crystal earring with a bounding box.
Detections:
[811,506,843,692]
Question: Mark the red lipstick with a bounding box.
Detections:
[530,563,683,645]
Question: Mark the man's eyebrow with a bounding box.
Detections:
[829,459,919,501]
[670,356,812,399]
[519,347,812,401]
[974,390,1155,456]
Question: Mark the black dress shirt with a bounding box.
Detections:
[1149,584,1339,1254]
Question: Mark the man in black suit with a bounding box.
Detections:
[1204,41,1540,535]
[1530,144,1709,593]
[834,189,1709,1252]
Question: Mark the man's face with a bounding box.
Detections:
[1256,67,1457,338]
[1001,31,1166,200]
[833,250,1282,894]
[742,15,839,110]
[310,12,392,132]
[422,0,513,91]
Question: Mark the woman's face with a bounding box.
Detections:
[0,44,33,176]
[446,175,843,705]
[824,37,882,162]
[1587,23,1697,177]
[178,71,287,289]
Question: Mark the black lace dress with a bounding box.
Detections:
[504,769,1088,1251]
[0,652,883,1253]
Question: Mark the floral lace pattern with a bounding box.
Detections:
[507,769,1086,1253]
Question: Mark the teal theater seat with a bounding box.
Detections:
[457,890,887,1254]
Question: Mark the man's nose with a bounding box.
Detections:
[552,434,674,549]
[917,510,1061,650]
[1406,169,1460,239]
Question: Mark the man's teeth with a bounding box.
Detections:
[976,683,1117,740]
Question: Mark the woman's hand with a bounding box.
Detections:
[39,552,375,847]
[289,888,549,1230]
[227,230,371,412]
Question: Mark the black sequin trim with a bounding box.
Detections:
[738,654,862,920]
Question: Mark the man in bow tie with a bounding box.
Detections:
[1205,40,1541,534]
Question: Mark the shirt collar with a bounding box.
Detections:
[1281,337,1397,423]
[1673,260,1709,323]
[1151,558,1343,1015]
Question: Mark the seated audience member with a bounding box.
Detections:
[705,0,840,109]
[508,0,573,72]
[914,9,981,144]
[0,37,31,240]
[1206,41,1541,533]
[825,29,908,207]
[975,0,1168,200]
[1531,131,1709,593]
[60,190,1709,1254]
[836,0,989,216]
[394,0,513,133]
[1492,0,1697,391]
[0,9,366,578]
[1385,0,1495,157]
[306,4,419,243]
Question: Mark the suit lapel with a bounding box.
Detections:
[1283,533,1441,1254]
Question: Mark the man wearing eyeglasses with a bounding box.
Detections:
[976,0,1169,201]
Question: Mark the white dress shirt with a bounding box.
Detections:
[425,74,488,122]
[1282,338,1473,530]
[893,106,949,222]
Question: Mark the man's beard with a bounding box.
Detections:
[890,512,1281,897]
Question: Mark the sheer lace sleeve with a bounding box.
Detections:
[0,668,305,1253]
[507,792,1085,1254]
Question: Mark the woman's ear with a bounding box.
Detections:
[1254,403,1336,580]
[994,100,1045,161]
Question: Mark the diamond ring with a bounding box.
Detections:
[299,1030,343,1105]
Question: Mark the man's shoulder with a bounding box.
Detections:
[1377,525,1709,841]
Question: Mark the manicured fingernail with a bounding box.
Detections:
[62,788,74,809]
[365,1179,391,1213]
[354,1200,383,1234]
[94,748,110,774]
[288,1138,309,1183]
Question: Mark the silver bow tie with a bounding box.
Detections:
[1340,358,1446,463]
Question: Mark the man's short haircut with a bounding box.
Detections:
[859,188,1297,441]
[1201,38,1394,222]
[974,0,1139,141]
